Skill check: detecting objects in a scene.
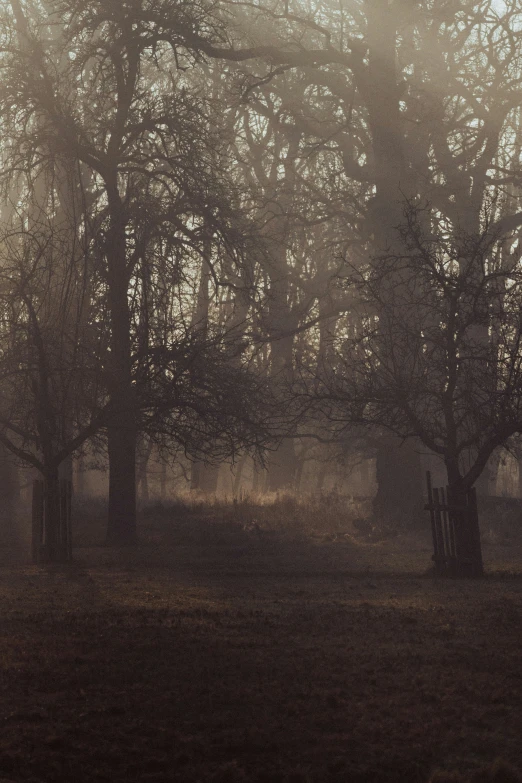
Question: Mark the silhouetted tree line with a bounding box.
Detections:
[1,0,522,558]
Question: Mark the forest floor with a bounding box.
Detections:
[0,500,521,783]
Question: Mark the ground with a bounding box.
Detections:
[0,501,521,783]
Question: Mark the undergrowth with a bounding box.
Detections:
[72,491,373,548]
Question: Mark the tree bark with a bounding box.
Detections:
[443,456,484,577]
[365,0,424,524]
[267,285,298,492]
[105,183,137,545]
[43,467,62,562]
[189,242,220,496]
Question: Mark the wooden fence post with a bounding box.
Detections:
[425,474,483,577]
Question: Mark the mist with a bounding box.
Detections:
[0,1,521,781]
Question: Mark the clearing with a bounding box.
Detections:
[0,504,520,783]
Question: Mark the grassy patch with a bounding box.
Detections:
[0,501,520,782]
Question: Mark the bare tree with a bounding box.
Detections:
[311,202,522,531]
[1,0,270,540]
[0,216,108,560]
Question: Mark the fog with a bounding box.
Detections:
[0,2,521,780]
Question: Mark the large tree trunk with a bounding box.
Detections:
[365,0,424,524]
[254,126,301,494]
[475,451,502,499]
[444,457,484,577]
[105,183,137,545]
[43,467,63,562]
[266,282,298,492]
[107,426,136,545]
[475,459,492,498]
[188,245,219,496]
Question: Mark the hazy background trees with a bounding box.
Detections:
[1,0,522,557]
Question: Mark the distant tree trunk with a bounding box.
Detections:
[191,462,219,494]
[75,455,86,497]
[373,437,423,525]
[139,471,150,505]
[294,453,306,495]
[0,445,18,544]
[316,459,328,493]
[267,298,298,491]
[232,454,247,497]
[268,438,297,492]
[359,458,371,495]
[137,438,153,506]
[252,459,267,494]
[160,461,167,501]
[475,451,501,498]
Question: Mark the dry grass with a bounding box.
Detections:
[0,496,520,782]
